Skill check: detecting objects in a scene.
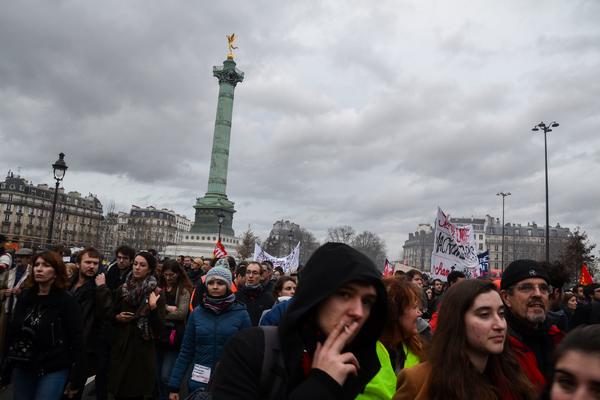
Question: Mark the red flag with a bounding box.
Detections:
[579,263,593,286]
[213,240,228,259]
[383,259,394,277]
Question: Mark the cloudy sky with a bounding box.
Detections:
[1,0,599,259]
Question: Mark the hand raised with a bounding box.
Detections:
[95,272,106,287]
[149,291,160,310]
[311,320,360,386]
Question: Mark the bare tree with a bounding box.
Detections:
[236,226,259,260]
[351,231,387,270]
[327,225,356,244]
[559,228,597,282]
[297,228,320,265]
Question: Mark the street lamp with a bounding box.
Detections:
[47,153,68,246]
[532,121,559,264]
[287,230,294,253]
[217,213,225,241]
[496,192,511,272]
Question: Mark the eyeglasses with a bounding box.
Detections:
[514,283,550,294]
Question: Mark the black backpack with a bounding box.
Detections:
[259,326,286,399]
[203,326,286,400]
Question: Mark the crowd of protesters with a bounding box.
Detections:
[0,234,598,399]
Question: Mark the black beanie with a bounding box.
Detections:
[500,259,550,290]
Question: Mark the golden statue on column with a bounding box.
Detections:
[226,33,238,59]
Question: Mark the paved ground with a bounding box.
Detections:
[0,378,97,399]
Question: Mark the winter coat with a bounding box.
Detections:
[506,310,564,392]
[572,299,600,327]
[0,265,30,357]
[210,243,388,399]
[2,286,84,391]
[104,264,131,293]
[69,272,113,355]
[108,282,165,398]
[356,341,396,400]
[158,286,191,351]
[167,301,251,393]
[394,362,431,400]
[235,285,275,326]
[0,265,30,313]
[259,298,293,327]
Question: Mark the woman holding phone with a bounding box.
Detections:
[108,251,165,400]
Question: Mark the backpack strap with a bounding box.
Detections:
[260,326,285,399]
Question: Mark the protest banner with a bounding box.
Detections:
[253,242,300,273]
[430,207,479,281]
[478,250,490,276]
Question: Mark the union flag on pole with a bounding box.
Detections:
[383,259,394,277]
[213,240,228,259]
[579,263,593,286]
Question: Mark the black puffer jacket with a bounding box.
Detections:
[4,286,84,390]
[210,242,387,399]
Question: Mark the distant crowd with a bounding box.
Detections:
[0,235,598,400]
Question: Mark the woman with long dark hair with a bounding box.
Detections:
[0,251,84,399]
[156,259,193,399]
[109,251,165,400]
[394,279,535,400]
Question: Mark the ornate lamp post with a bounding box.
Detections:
[217,213,225,241]
[47,153,68,246]
[496,192,511,272]
[532,121,559,264]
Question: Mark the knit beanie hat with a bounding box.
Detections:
[215,257,230,270]
[205,266,232,289]
[500,259,550,290]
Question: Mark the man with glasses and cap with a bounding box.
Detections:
[500,259,564,393]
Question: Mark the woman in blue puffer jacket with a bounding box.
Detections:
[167,265,251,399]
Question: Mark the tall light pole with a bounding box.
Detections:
[287,230,294,253]
[47,153,68,247]
[496,192,511,272]
[217,213,225,242]
[532,121,559,264]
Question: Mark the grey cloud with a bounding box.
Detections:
[1,1,599,258]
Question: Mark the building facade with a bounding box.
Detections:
[402,215,572,276]
[402,224,434,271]
[99,211,129,256]
[124,205,179,254]
[484,215,571,274]
[0,172,103,249]
[175,213,192,244]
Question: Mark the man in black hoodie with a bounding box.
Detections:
[210,242,387,399]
